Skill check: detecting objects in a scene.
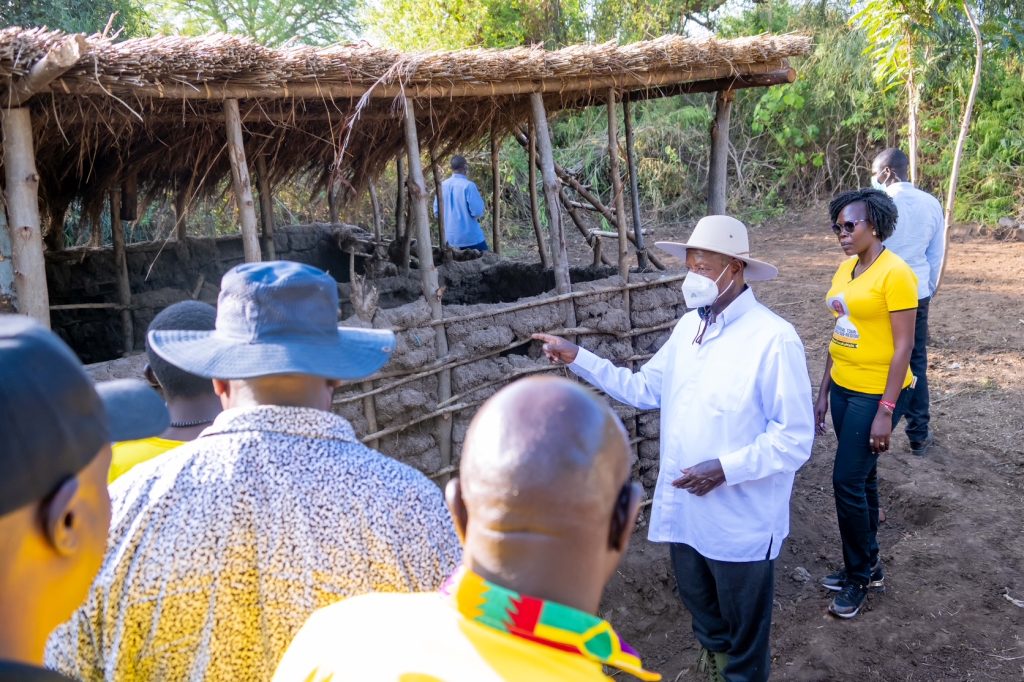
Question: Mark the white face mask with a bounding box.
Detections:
[682,267,733,309]
[870,175,887,191]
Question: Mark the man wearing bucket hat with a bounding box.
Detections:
[533,216,814,682]
[46,261,462,682]
[0,315,167,681]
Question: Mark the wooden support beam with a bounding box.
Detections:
[110,189,134,355]
[622,97,649,269]
[526,123,550,268]
[8,35,85,106]
[606,89,630,292]
[490,126,502,256]
[368,179,382,244]
[707,90,734,216]
[223,99,262,262]
[402,95,454,485]
[89,216,103,248]
[255,154,276,260]
[120,173,138,222]
[429,148,447,260]
[174,188,188,241]
[0,201,15,312]
[2,108,50,327]
[529,93,576,327]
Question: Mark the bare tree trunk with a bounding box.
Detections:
[490,126,502,256]
[707,90,734,215]
[937,0,983,296]
[622,96,649,269]
[110,189,134,354]
[2,108,50,326]
[368,179,382,244]
[906,32,920,185]
[430,148,447,261]
[223,99,262,263]
[529,93,576,327]
[255,154,276,260]
[606,89,629,295]
[527,122,549,268]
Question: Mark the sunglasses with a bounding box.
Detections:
[831,218,870,235]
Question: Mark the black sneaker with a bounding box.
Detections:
[910,432,934,456]
[821,561,884,592]
[829,582,868,618]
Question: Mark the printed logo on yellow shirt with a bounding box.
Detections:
[828,293,859,349]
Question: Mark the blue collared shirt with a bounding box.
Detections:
[883,182,946,298]
[569,288,814,562]
[433,173,486,248]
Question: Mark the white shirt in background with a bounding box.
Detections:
[570,288,814,562]
[884,181,946,299]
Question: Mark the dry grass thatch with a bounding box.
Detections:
[0,27,811,235]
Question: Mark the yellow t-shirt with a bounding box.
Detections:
[273,592,633,682]
[826,248,918,394]
[108,437,183,483]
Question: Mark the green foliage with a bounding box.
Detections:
[154,0,360,45]
[0,0,150,36]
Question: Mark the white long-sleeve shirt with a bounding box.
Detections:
[570,288,814,561]
[884,181,946,298]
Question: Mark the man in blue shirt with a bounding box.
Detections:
[871,148,946,456]
[434,155,487,250]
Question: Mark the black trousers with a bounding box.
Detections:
[670,543,774,682]
[905,296,930,443]
[830,384,910,586]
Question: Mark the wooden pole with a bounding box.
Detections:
[527,122,550,268]
[223,98,262,263]
[8,35,85,106]
[529,93,576,327]
[707,90,734,216]
[255,154,276,260]
[174,187,188,241]
[558,186,614,266]
[430,148,447,259]
[490,126,502,256]
[622,96,649,269]
[120,173,138,222]
[368,179,382,244]
[89,216,103,248]
[402,95,454,484]
[110,189,133,355]
[2,108,49,327]
[0,201,14,312]
[606,89,630,292]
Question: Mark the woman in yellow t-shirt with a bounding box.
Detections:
[813,189,918,620]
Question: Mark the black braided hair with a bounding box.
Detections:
[828,189,899,241]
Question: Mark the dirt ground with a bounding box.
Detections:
[534,204,1024,681]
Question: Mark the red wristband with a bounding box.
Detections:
[879,399,896,414]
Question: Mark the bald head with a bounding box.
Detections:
[450,376,640,612]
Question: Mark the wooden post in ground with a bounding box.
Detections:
[89,216,103,247]
[490,126,502,256]
[606,89,630,310]
[429,148,447,261]
[526,122,550,268]
[708,90,734,216]
[368,179,382,244]
[223,99,262,262]
[255,154,276,260]
[0,201,14,312]
[120,173,138,222]
[110,189,133,354]
[622,96,649,269]
[529,93,576,328]
[402,95,454,484]
[2,108,50,327]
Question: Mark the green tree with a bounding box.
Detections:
[156,0,361,46]
[0,0,149,36]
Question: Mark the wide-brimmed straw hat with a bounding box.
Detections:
[148,261,395,381]
[655,215,778,281]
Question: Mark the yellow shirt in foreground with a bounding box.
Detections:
[273,568,660,682]
[826,248,918,394]
[109,437,183,483]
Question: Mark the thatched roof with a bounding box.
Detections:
[0,27,811,226]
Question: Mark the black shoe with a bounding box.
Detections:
[910,432,934,456]
[821,561,884,592]
[829,582,868,619]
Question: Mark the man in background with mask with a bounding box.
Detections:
[871,148,945,455]
[532,215,814,682]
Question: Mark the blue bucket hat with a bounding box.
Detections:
[148,261,395,381]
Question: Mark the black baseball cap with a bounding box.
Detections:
[0,315,169,516]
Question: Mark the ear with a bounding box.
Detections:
[445,478,468,544]
[609,481,643,553]
[212,378,231,409]
[42,477,81,557]
[143,364,160,389]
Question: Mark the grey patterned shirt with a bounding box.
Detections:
[46,405,461,681]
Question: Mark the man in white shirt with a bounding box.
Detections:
[532,215,814,682]
[871,148,946,455]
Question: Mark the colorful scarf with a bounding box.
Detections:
[442,567,661,681]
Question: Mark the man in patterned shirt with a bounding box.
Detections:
[46,261,462,681]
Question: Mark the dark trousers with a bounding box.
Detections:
[830,384,910,586]
[670,543,774,682]
[455,239,488,252]
[905,296,930,442]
